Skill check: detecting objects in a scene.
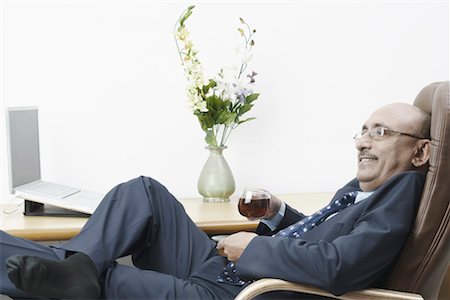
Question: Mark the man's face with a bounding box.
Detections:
[355,104,422,191]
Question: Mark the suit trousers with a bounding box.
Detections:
[0,176,242,299]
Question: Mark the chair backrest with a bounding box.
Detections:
[386,81,450,299]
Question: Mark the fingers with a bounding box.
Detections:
[215,232,257,261]
[216,239,224,250]
[215,239,228,258]
[216,248,226,257]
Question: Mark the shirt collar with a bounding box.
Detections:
[354,191,374,204]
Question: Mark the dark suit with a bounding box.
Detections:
[0,171,424,299]
[239,170,425,297]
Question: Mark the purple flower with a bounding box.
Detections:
[237,87,252,103]
[247,71,257,83]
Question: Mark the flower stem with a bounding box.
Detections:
[222,125,234,146]
[237,62,248,79]
[220,125,228,147]
[173,7,192,66]
[214,124,220,138]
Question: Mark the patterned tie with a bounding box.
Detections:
[217,191,358,286]
[274,191,358,238]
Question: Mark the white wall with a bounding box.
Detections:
[1,1,448,205]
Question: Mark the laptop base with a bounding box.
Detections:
[23,200,91,217]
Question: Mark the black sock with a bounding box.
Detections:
[5,252,100,299]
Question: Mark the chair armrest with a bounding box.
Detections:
[234,279,424,300]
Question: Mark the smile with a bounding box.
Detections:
[360,158,376,162]
[359,156,378,162]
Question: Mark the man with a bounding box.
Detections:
[0,103,431,299]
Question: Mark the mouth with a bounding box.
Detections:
[358,154,378,163]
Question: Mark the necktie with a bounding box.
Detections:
[274,191,358,238]
[217,191,358,286]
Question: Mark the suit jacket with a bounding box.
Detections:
[235,171,425,296]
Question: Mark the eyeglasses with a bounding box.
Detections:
[353,126,426,142]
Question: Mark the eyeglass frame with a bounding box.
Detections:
[353,126,428,142]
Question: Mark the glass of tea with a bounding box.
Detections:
[238,188,271,220]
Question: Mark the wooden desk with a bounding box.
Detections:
[0,192,334,241]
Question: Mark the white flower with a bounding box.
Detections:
[195,100,208,112]
[215,80,236,102]
[183,39,194,50]
[186,85,208,113]
[205,88,215,98]
[184,60,205,90]
[214,73,254,103]
[187,76,203,89]
[175,26,190,41]
[184,60,202,75]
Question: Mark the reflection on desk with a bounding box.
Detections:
[1,193,334,241]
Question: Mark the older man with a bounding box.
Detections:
[1,103,430,299]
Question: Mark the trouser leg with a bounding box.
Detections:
[59,176,217,279]
[0,230,60,298]
[101,255,241,299]
[101,263,216,299]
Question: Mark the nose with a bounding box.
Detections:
[355,133,372,151]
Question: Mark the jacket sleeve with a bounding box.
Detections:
[236,171,425,295]
[256,204,307,236]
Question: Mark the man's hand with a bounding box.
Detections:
[216,232,257,262]
[264,193,282,220]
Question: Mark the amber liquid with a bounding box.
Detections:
[238,198,270,219]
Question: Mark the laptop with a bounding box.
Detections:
[5,107,104,215]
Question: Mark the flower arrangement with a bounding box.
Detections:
[174,5,259,148]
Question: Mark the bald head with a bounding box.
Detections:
[370,103,431,139]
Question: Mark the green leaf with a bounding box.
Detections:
[239,17,245,24]
[179,6,195,27]
[202,79,216,94]
[205,95,217,110]
[196,113,214,131]
[245,93,259,104]
[205,115,214,128]
[223,100,231,108]
[216,111,228,124]
[237,28,244,36]
[224,112,237,125]
[238,104,253,115]
[238,117,256,124]
[197,117,207,131]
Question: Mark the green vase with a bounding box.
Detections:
[197,146,235,202]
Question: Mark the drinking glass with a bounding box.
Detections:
[238,188,271,220]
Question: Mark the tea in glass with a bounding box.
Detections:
[238,188,271,219]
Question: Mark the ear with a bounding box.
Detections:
[411,139,431,168]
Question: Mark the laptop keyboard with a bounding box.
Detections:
[20,182,81,199]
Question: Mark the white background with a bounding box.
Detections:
[1,0,448,205]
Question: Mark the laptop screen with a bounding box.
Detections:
[6,107,41,193]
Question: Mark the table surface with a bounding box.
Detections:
[0,192,334,241]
